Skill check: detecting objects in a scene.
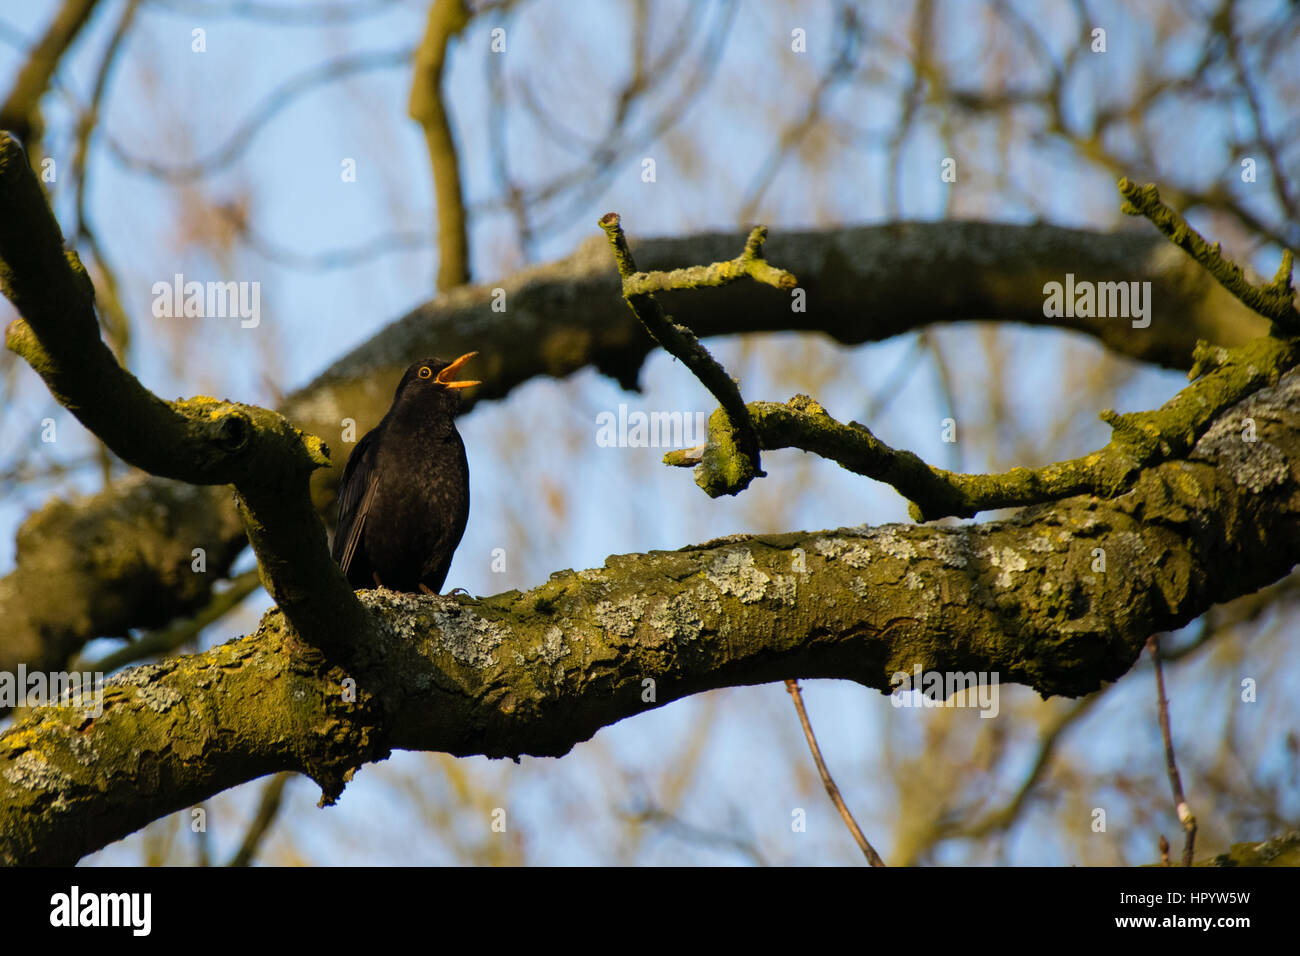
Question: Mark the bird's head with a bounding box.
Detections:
[394,352,481,408]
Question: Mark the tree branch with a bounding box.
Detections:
[784,679,885,866]
[103,47,414,182]
[0,220,1273,675]
[227,772,293,867]
[5,358,1300,863]
[0,0,100,148]
[409,0,471,291]
[1148,634,1197,867]
[1119,178,1298,331]
[0,129,373,661]
[667,333,1297,520]
[599,214,795,495]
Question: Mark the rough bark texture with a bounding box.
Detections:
[0,479,242,675]
[4,364,1298,865]
[0,221,1270,676]
[0,127,373,701]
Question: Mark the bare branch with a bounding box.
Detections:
[1147,635,1197,867]
[103,48,413,182]
[0,0,100,147]
[409,0,471,291]
[153,0,401,25]
[599,213,783,495]
[784,679,886,866]
[668,331,1296,520]
[1119,178,1298,331]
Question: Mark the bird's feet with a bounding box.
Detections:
[414,584,477,602]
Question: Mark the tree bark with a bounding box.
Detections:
[0,221,1269,676]
[4,363,1298,864]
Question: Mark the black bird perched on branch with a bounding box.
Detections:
[333,353,479,593]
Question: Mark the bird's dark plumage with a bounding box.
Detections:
[333,353,478,593]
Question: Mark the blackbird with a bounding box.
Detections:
[332,353,479,593]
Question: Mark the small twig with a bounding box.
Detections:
[72,0,139,357]
[784,679,886,866]
[742,3,862,223]
[158,0,401,24]
[521,4,734,237]
[1119,178,1299,331]
[234,223,430,272]
[607,222,798,296]
[599,213,792,496]
[485,5,533,262]
[228,772,293,867]
[919,329,961,470]
[1147,635,1196,867]
[1221,15,1300,238]
[193,801,212,866]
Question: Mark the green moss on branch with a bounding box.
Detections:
[669,335,1299,520]
[0,129,373,661]
[1119,178,1299,331]
[598,214,800,495]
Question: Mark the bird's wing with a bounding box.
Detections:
[333,429,380,576]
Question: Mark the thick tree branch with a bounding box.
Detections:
[4,358,1300,864]
[0,130,373,661]
[0,477,244,684]
[0,219,1272,674]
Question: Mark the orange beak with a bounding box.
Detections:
[435,351,480,389]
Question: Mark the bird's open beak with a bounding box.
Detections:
[436,351,481,389]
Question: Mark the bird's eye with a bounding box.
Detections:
[418,366,432,379]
